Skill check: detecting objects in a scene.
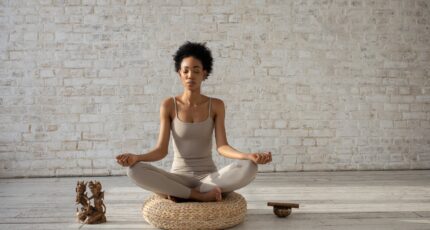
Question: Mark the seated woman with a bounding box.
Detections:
[116,41,272,202]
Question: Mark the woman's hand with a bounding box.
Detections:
[116,153,139,167]
[248,151,272,164]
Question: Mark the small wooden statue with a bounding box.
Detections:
[75,180,107,224]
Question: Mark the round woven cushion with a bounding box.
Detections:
[141,192,247,230]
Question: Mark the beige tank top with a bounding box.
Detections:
[170,97,217,178]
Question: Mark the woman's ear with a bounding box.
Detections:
[203,70,208,80]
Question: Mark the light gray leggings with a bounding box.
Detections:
[127,160,258,199]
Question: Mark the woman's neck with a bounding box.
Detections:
[180,89,205,106]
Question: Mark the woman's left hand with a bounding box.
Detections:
[249,151,272,164]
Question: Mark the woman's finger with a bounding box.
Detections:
[262,155,268,163]
[266,152,271,161]
[264,153,270,163]
[260,155,266,163]
[262,153,267,161]
[255,154,260,163]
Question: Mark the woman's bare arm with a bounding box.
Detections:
[116,98,172,166]
[213,98,272,164]
[213,98,251,160]
[137,98,172,162]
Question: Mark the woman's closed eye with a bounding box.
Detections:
[182,70,200,74]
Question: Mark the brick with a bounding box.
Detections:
[254,129,280,137]
[380,120,394,128]
[309,129,335,137]
[287,138,302,146]
[282,129,308,137]
[303,138,316,146]
[403,112,426,120]
[64,60,92,68]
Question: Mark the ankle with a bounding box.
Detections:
[189,188,203,201]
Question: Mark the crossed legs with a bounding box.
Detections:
[127,160,258,201]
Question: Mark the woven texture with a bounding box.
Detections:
[142,192,247,230]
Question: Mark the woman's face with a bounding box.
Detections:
[178,56,207,91]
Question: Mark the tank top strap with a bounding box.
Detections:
[208,97,212,117]
[172,97,178,118]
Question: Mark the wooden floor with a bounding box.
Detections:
[1,170,430,229]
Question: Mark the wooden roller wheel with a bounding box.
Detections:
[273,206,292,217]
[267,201,299,218]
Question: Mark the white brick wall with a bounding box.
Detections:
[0,0,429,177]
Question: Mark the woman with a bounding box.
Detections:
[116,41,272,202]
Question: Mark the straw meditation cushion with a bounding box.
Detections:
[141,192,247,230]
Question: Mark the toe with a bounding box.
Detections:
[215,187,222,201]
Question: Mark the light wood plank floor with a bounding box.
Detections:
[1,170,429,229]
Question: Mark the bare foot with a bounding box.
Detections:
[210,187,222,202]
[155,193,179,203]
[191,187,222,202]
[167,195,178,202]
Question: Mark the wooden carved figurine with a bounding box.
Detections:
[75,181,90,223]
[75,180,106,224]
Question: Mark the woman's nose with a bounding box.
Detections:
[185,73,195,79]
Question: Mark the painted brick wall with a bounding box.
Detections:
[1,0,429,177]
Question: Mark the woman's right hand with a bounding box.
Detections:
[116,153,139,167]
[249,151,272,165]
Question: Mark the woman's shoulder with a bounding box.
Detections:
[159,97,176,120]
[160,97,175,111]
[209,97,225,109]
[208,97,225,118]
[161,96,175,104]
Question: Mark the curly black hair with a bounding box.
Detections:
[173,41,213,79]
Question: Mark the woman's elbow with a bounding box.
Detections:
[216,144,228,153]
[216,148,226,156]
[157,148,168,159]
